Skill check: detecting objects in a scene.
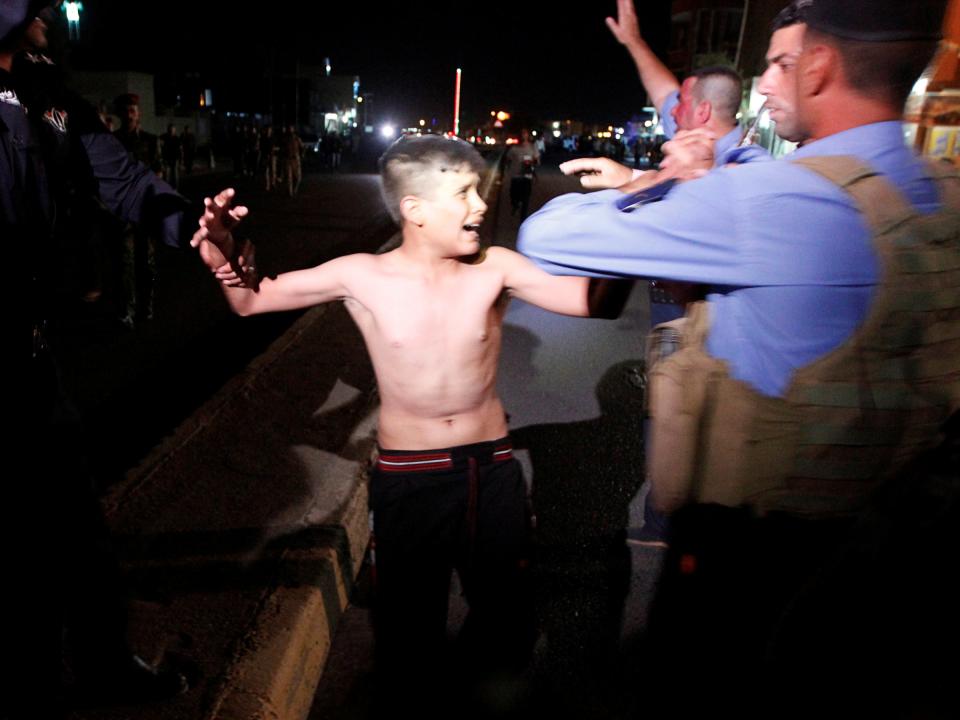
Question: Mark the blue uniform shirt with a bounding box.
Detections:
[518,121,942,397]
[660,89,748,166]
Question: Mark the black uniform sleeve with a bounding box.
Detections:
[80,130,189,248]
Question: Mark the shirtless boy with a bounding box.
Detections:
[191,135,624,697]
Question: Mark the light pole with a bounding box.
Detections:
[358,93,374,132]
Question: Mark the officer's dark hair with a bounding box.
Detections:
[690,65,743,124]
[770,0,809,32]
[379,135,486,224]
[804,26,939,108]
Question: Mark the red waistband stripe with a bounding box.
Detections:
[376,444,512,472]
[377,453,453,472]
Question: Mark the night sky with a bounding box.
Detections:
[62,1,673,127]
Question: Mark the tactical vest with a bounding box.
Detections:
[646,156,960,518]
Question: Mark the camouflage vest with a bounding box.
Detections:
[647,156,960,518]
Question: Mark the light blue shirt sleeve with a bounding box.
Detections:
[517,160,881,397]
[519,162,880,286]
[658,91,679,140]
[518,123,938,397]
[518,176,744,284]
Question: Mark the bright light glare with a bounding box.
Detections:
[381,125,395,138]
[552,130,561,138]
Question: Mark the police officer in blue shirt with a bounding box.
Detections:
[607,0,758,167]
[520,0,957,712]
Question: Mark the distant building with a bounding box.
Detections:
[68,69,214,145]
[668,0,746,77]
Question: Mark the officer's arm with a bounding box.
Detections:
[606,0,679,112]
[81,131,187,247]
[517,171,744,286]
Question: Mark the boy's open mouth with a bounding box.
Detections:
[463,223,481,232]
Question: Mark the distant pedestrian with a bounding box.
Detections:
[282,124,303,196]
[182,124,196,174]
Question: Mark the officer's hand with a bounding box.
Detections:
[606,0,643,49]
[658,129,715,181]
[213,238,258,289]
[559,157,637,189]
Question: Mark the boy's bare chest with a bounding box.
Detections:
[347,273,507,351]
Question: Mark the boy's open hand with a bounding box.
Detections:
[190,188,249,253]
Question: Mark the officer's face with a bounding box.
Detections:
[758,23,807,143]
[671,77,701,132]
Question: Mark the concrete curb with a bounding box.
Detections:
[207,482,369,720]
[105,292,379,720]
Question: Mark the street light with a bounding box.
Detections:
[65,1,82,41]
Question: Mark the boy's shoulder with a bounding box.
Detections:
[479,245,520,264]
[329,252,381,270]
[478,245,530,272]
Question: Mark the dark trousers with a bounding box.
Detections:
[369,438,535,706]
[509,176,533,218]
[643,498,960,717]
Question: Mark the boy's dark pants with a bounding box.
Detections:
[369,438,535,699]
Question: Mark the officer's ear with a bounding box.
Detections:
[695,100,712,126]
[797,41,833,98]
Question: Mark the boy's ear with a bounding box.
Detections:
[399,195,424,226]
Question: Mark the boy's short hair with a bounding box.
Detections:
[379,135,487,223]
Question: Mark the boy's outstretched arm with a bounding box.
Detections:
[192,188,351,316]
[488,246,633,319]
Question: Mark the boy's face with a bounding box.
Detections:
[416,167,487,256]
